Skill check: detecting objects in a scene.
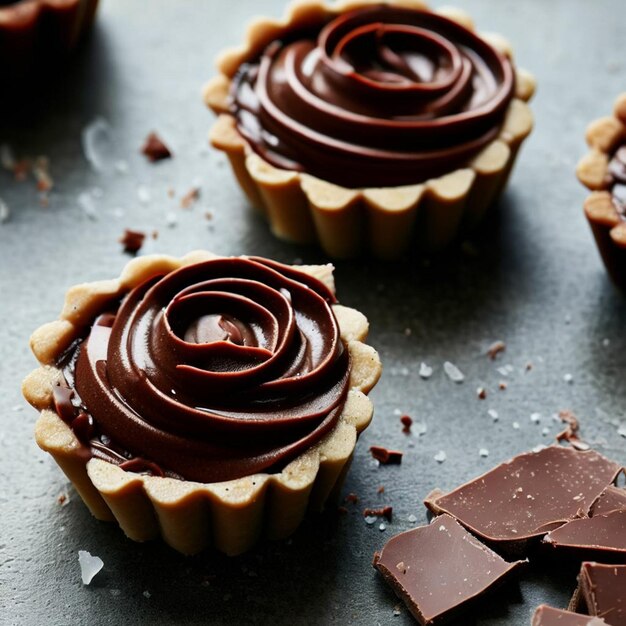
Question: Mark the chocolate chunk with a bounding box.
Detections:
[370,445,403,464]
[424,446,622,550]
[400,414,412,433]
[141,132,172,162]
[570,562,626,626]
[119,229,146,254]
[532,605,607,625]
[591,485,626,516]
[373,514,525,625]
[543,510,626,562]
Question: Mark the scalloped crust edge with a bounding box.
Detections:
[203,0,536,259]
[22,251,382,556]
[576,93,626,290]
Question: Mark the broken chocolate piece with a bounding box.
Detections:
[570,562,626,626]
[543,510,626,562]
[141,132,172,162]
[532,605,607,625]
[373,514,525,625]
[424,446,622,550]
[119,229,146,254]
[370,446,403,465]
[591,485,626,517]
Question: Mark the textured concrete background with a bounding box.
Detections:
[1,1,625,624]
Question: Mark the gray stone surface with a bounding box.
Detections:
[1,1,625,624]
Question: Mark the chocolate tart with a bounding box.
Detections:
[0,0,99,87]
[22,251,382,555]
[203,0,535,259]
[577,93,626,290]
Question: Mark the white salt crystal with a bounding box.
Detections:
[434,450,447,463]
[165,211,178,228]
[443,361,464,383]
[618,424,626,438]
[530,412,541,424]
[379,523,386,532]
[542,427,550,436]
[82,118,113,171]
[479,448,489,457]
[143,590,151,599]
[407,514,417,523]
[413,421,427,437]
[488,409,499,421]
[364,516,377,525]
[137,185,151,204]
[563,373,574,384]
[77,192,97,220]
[512,421,520,430]
[0,198,10,224]
[78,550,103,585]
[602,338,610,347]
[419,362,433,379]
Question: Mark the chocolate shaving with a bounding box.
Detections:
[363,506,393,521]
[370,446,403,465]
[119,229,146,254]
[141,132,172,162]
[556,410,589,449]
[486,340,506,360]
[181,186,200,209]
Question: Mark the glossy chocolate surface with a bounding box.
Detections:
[591,485,626,517]
[424,445,622,546]
[532,605,607,626]
[231,5,515,188]
[574,563,626,626]
[59,256,351,483]
[608,146,626,218]
[373,513,525,625]
[543,510,626,562]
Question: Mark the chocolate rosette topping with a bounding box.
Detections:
[231,5,515,188]
[68,257,351,483]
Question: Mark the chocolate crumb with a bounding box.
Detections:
[477,387,487,400]
[141,132,172,162]
[499,381,508,390]
[377,486,385,495]
[119,229,146,254]
[345,493,359,505]
[400,414,413,433]
[181,186,200,209]
[525,362,533,371]
[364,506,393,521]
[486,340,506,360]
[370,446,403,465]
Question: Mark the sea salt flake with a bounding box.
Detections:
[364,515,377,525]
[379,523,386,531]
[419,362,433,379]
[165,211,178,228]
[137,185,151,204]
[530,412,541,424]
[563,373,574,384]
[512,421,520,430]
[542,427,550,436]
[78,550,103,585]
[487,409,499,421]
[407,514,417,524]
[413,421,427,437]
[434,450,447,463]
[0,198,10,224]
[618,424,626,438]
[479,448,489,457]
[143,590,151,599]
[443,361,464,383]
[82,118,113,171]
[77,192,97,220]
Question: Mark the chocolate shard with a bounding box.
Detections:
[373,514,525,625]
[570,562,626,626]
[532,604,608,626]
[591,484,626,517]
[543,510,626,562]
[141,132,172,162]
[424,445,622,551]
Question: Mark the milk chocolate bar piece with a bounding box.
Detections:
[532,605,607,626]
[570,562,626,626]
[373,514,525,625]
[543,510,626,562]
[425,445,622,550]
[591,485,626,517]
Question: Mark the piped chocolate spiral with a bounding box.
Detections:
[60,257,351,483]
[231,5,515,188]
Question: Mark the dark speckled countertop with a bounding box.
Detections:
[1,1,625,624]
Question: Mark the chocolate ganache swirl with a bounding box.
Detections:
[230,5,515,188]
[56,257,351,483]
